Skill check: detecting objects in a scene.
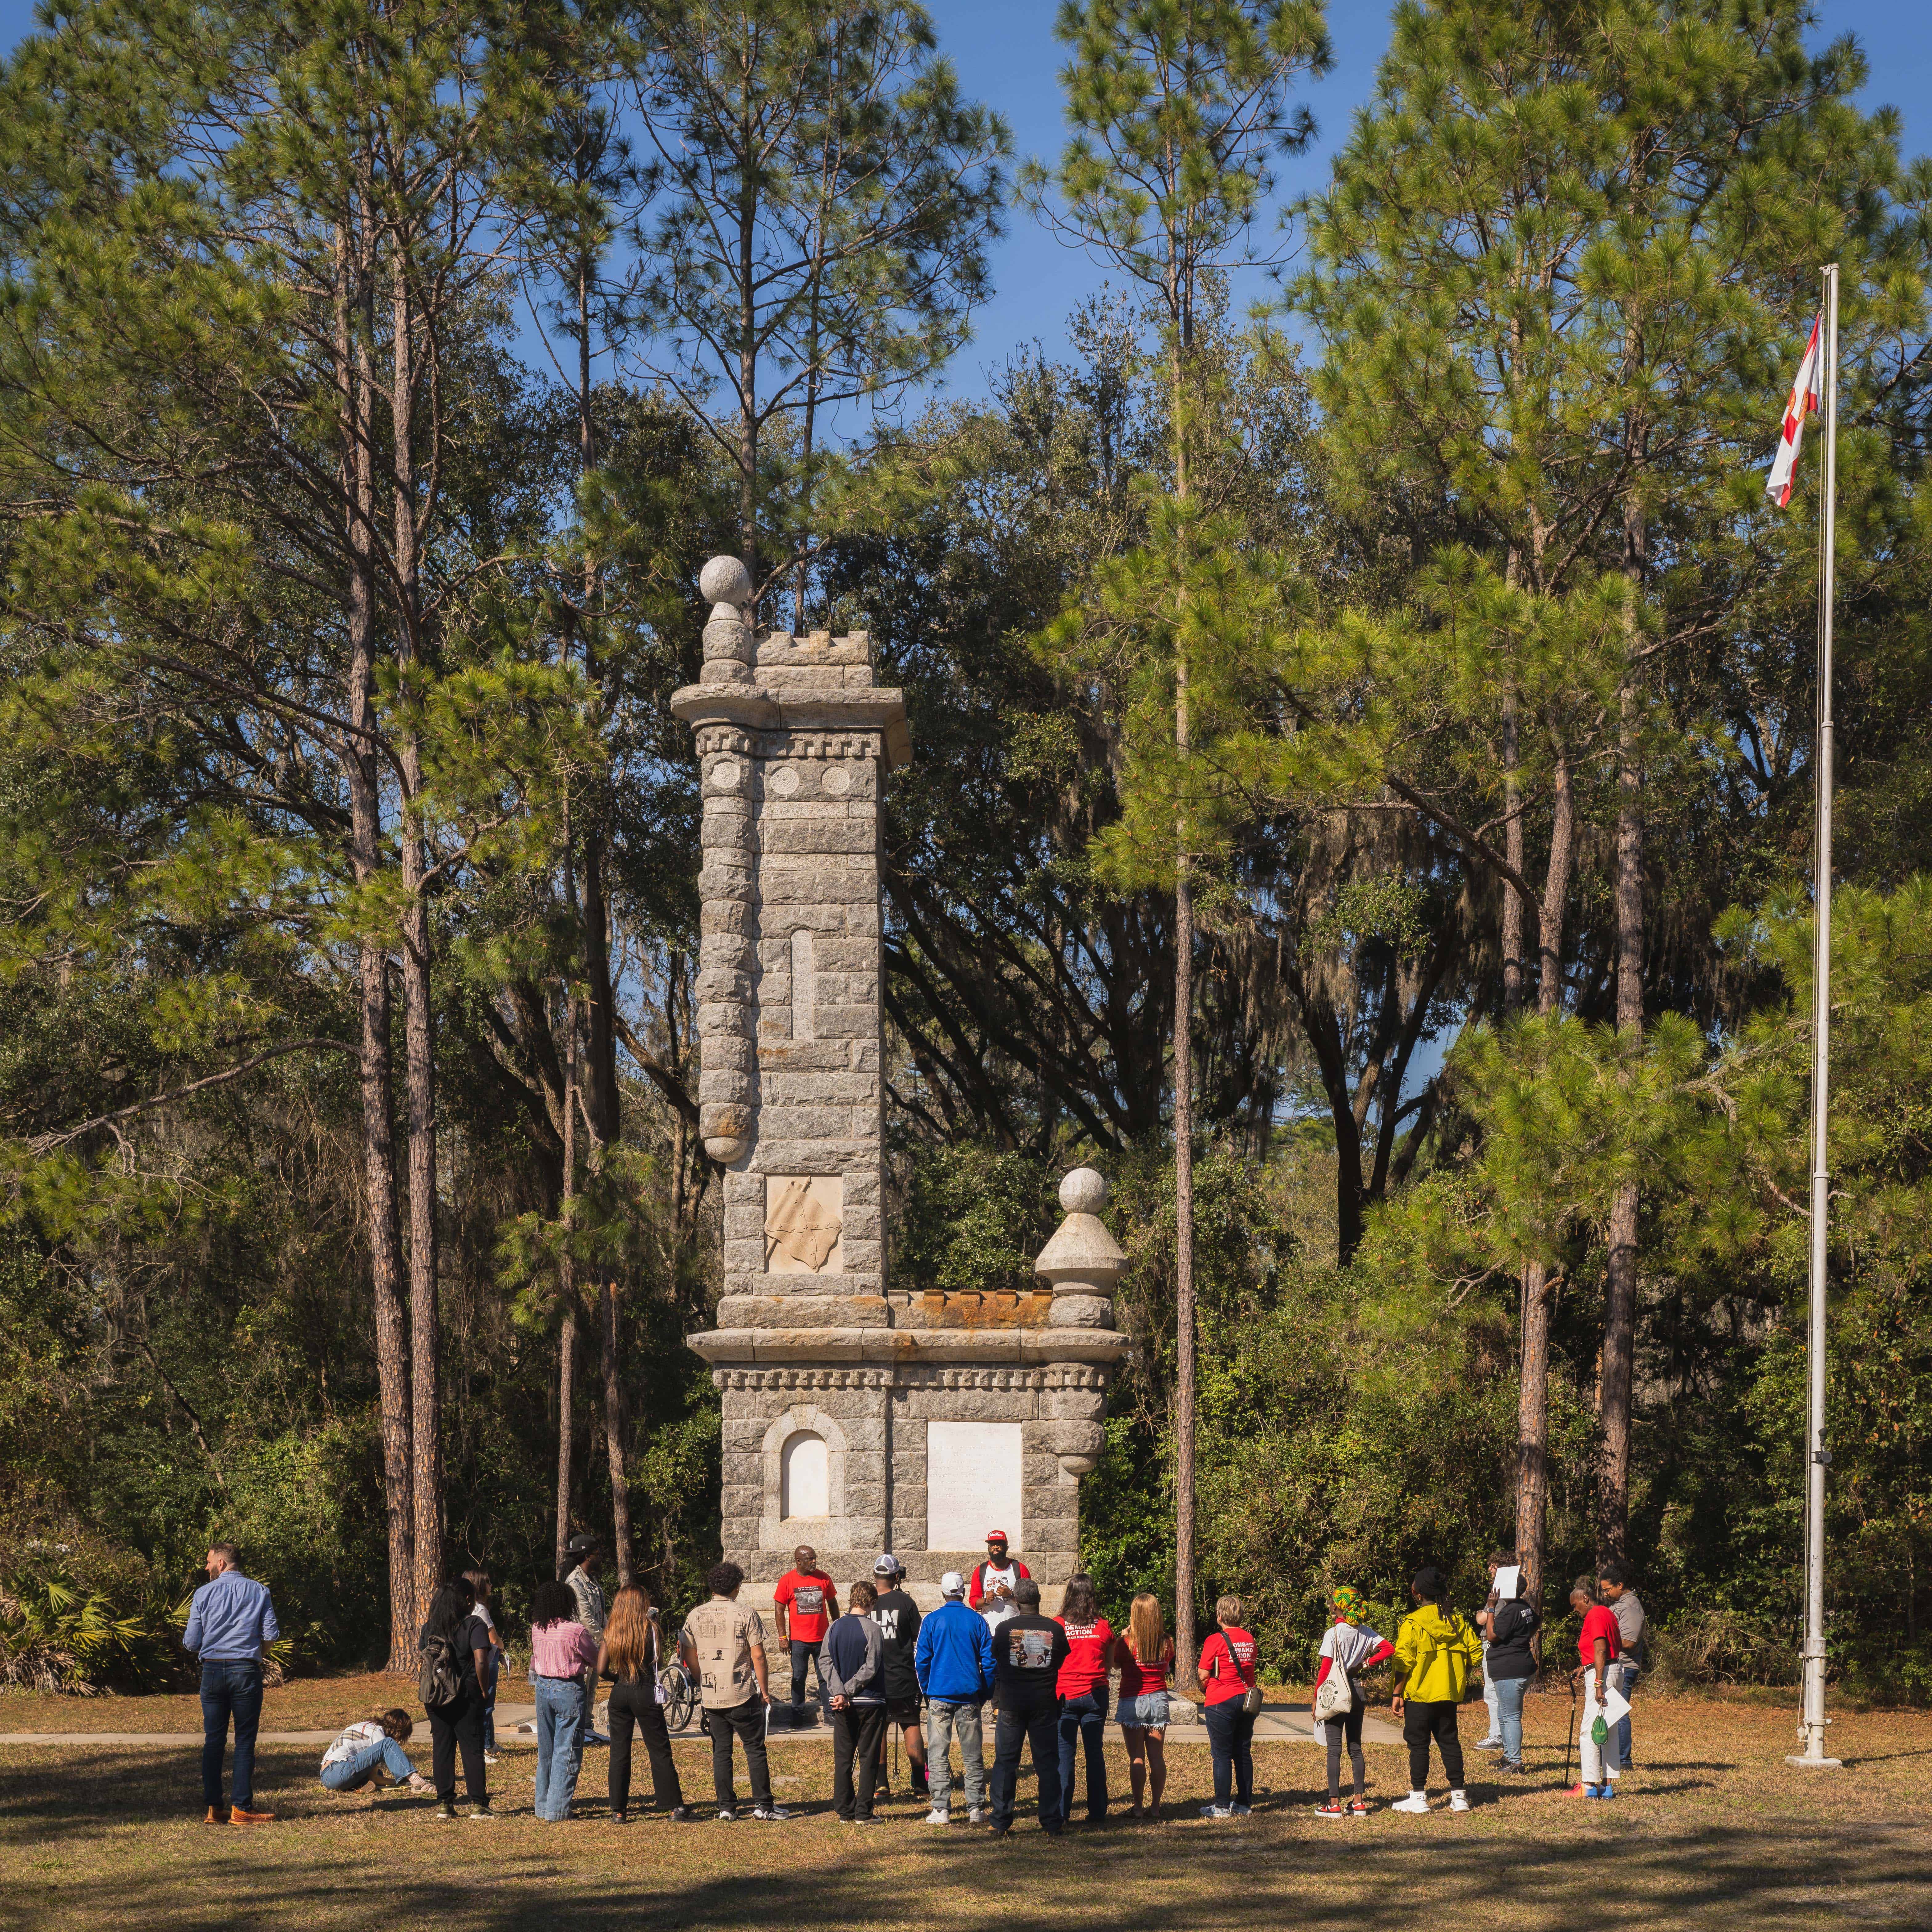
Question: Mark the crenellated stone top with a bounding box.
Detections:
[674,553,911,768]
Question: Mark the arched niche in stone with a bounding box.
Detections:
[759,1403,849,1550]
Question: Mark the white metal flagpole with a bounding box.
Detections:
[1789,261,1843,1771]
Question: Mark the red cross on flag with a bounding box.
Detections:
[1766,314,1823,507]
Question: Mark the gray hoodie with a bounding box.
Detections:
[819,1611,884,1705]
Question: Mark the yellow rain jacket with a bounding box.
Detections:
[1393,1602,1483,1703]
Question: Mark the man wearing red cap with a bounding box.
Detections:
[967,1533,1029,1638]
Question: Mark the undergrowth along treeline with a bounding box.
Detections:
[0,0,1929,1700]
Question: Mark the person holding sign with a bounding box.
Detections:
[1479,1565,1538,1776]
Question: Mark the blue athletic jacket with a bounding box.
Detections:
[914,1597,995,1701]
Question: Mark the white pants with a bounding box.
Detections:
[1481,1642,1500,1738]
[1578,1700,1619,1784]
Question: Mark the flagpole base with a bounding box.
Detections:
[1784,1753,1843,1769]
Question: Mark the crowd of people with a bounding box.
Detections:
[181,1533,1648,1829]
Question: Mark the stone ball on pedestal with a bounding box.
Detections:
[700,554,752,608]
[1059,1166,1108,1215]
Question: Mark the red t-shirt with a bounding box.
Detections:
[1116,1637,1173,1699]
[1577,1604,1621,1671]
[1198,1626,1259,1706]
[773,1569,835,1645]
[1055,1616,1113,1698]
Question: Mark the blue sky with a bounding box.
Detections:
[0,0,1925,396]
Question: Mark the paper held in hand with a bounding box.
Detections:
[1492,1564,1522,1602]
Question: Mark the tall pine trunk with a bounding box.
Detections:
[337,209,415,1672]
[1601,539,1647,1555]
[1515,751,1574,1597]
[601,1278,633,1586]
[391,253,442,1623]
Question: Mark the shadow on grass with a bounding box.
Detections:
[5,1744,1928,1932]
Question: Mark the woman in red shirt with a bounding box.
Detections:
[1112,1591,1175,1820]
[1197,1594,1260,1817]
[1054,1574,1113,1826]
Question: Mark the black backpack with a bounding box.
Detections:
[418,1631,462,1710]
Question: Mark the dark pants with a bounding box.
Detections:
[1403,1698,1465,1790]
[1057,1687,1107,1822]
[1205,1697,1257,1807]
[481,1646,499,1753]
[990,1699,1062,1834]
[608,1675,685,1814]
[831,1702,887,1820]
[199,1659,264,1810]
[788,1638,826,1721]
[707,1696,773,1811]
[1325,1691,1367,1801]
[429,1684,487,1804]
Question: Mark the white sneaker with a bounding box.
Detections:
[752,1805,792,1822]
[1449,1791,1470,1813]
[1391,1792,1431,1815]
[967,1808,987,1825]
[924,1808,950,1825]
[1199,1804,1233,1819]
[1474,1736,1504,1750]
[1230,1804,1252,1817]
[482,1752,501,1766]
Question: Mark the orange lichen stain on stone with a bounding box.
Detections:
[908,1289,1053,1331]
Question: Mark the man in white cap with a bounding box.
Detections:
[869,1555,928,1801]
[914,1570,994,1824]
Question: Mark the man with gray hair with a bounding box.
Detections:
[914,1569,995,1825]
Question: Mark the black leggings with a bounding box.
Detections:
[1403,1698,1464,1791]
[608,1675,684,1814]
[1325,1690,1366,1801]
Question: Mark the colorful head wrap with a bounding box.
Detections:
[1331,1586,1364,1622]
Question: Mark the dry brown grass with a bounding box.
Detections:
[2,1691,1929,1930]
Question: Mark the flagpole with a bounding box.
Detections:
[1790,261,1842,1771]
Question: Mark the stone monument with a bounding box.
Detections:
[674,556,1130,1645]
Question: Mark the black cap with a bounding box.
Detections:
[565,1533,600,1558]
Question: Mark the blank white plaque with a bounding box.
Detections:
[926,1421,1023,1553]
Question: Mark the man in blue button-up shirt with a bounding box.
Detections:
[182,1544,280,1824]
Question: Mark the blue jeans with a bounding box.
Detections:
[321,1736,415,1792]
[1494,1674,1528,1764]
[1056,1688,1107,1823]
[481,1648,500,1752]
[1611,1663,1638,1768]
[1205,1698,1256,1807]
[199,1659,263,1810]
[789,1638,826,1721]
[533,1675,586,1821]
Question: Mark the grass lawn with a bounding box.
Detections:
[3,1692,1929,1930]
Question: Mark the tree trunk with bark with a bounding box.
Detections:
[1601,549,1646,1556]
[601,1277,633,1586]
[1515,751,1574,1598]
[1172,669,1201,1699]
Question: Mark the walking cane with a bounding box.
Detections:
[1562,1676,1577,1788]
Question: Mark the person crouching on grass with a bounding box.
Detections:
[319,1708,433,1800]
[1389,1567,1482,1815]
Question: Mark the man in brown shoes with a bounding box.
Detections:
[183,1543,279,1824]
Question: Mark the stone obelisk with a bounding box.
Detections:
[675,557,1127,1639]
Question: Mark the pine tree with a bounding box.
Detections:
[1292,0,1925,1585]
[1026,0,1329,1693]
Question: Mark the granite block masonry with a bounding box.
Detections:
[673,557,1130,1646]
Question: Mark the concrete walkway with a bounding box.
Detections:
[0,1699,1401,1748]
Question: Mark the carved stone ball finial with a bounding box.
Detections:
[1059,1166,1108,1215]
[1035,1169,1123,1474]
[699,554,754,684]
[700,553,753,610]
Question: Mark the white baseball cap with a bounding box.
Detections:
[940,1570,966,1598]
[873,1552,904,1578]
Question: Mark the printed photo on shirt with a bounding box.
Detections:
[1014,1628,1055,1670]
[793,1585,824,1615]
